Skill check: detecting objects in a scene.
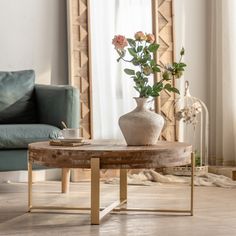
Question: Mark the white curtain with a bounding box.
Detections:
[90,0,152,139]
[209,0,236,165]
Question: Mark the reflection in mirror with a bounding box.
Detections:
[90,0,152,139]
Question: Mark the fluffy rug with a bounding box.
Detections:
[105,170,236,188]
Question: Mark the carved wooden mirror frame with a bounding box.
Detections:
[67,0,177,141]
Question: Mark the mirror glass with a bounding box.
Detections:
[90,0,152,139]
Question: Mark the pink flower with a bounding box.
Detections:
[134,31,146,41]
[146,34,155,43]
[112,35,128,50]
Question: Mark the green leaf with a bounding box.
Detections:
[152,66,161,72]
[127,38,136,47]
[150,60,156,66]
[134,86,140,93]
[148,43,159,53]
[164,83,172,91]
[128,48,137,58]
[132,59,139,66]
[151,91,159,97]
[172,62,178,68]
[146,85,153,95]
[137,46,143,52]
[164,84,180,94]
[171,87,180,94]
[140,54,151,64]
[141,87,150,98]
[179,62,187,67]
[124,68,135,75]
[140,58,148,64]
[150,86,160,97]
[154,82,163,90]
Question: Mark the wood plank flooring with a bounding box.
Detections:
[0,181,236,235]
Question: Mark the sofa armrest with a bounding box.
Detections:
[35,84,80,129]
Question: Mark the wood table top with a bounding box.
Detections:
[28,140,192,169]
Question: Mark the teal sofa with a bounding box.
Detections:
[0,70,80,171]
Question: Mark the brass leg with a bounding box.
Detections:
[191,152,195,216]
[28,161,32,212]
[120,169,127,203]
[91,158,100,225]
[61,168,71,193]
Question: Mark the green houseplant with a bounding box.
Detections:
[112,32,186,145]
[112,31,186,98]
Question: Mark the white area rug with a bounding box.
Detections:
[105,170,236,188]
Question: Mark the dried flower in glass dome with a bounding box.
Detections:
[175,101,202,126]
[171,81,209,167]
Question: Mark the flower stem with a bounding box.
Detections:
[121,58,133,63]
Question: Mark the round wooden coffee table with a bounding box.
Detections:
[28,140,194,225]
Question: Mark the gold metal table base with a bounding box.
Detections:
[28,153,195,225]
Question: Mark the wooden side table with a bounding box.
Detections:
[28,140,194,225]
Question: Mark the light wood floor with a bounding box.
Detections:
[0,181,236,235]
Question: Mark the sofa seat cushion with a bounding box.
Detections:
[0,124,61,149]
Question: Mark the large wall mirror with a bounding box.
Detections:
[67,0,176,141]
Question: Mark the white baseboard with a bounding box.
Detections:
[0,169,61,183]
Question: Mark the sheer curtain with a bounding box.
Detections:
[90,0,152,139]
[209,0,236,165]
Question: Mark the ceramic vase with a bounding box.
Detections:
[119,97,165,146]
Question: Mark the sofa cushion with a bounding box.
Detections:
[0,70,37,124]
[0,124,61,149]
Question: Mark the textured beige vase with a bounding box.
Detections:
[119,97,165,146]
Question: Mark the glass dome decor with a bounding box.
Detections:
[163,81,209,176]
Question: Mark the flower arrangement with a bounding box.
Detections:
[112,31,186,98]
[175,102,202,125]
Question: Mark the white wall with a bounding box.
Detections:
[174,0,208,105]
[0,0,68,85]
